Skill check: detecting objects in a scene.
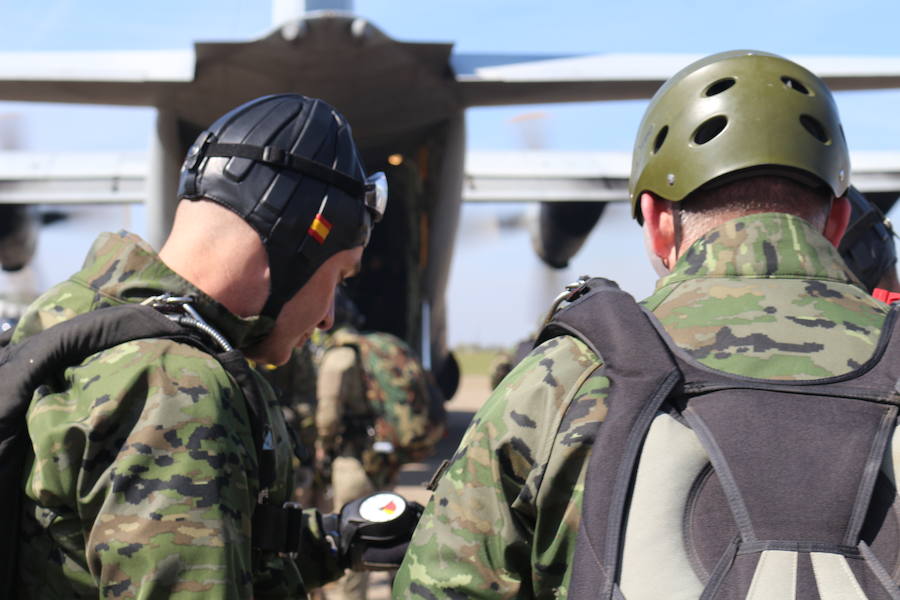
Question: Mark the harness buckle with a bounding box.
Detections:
[540,275,592,328]
[141,293,234,353]
[262,146,287,166]
[184,131,214,171]
[281,502,304,559]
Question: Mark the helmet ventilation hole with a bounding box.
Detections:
[782,76,810,95]
[653,126,669,154]
[693,116,727,145]
[704,78,736,96]
[800,114,830,144]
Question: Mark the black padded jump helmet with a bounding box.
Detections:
[177,94,387,318]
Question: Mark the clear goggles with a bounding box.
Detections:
[364,171,388,222]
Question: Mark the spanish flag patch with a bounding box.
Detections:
[308,213,332,244]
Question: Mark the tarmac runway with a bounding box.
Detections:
[335,374,491,600]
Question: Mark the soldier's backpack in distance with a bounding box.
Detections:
[333,329,446,465]
[537,278,900,600]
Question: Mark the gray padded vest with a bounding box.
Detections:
[539,278,900,600]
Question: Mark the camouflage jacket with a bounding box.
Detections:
[394,213,890,599]
[14,231,341,599]
[258,345,319,464]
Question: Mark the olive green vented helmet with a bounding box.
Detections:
[629,50,850,221]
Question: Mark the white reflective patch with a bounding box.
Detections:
[811,553,868,600]
[619,412,709,599]
[358,493,406,523]
[746,551,797,600]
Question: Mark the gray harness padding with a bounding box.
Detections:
[538,278,900,599]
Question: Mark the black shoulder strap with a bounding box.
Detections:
[1,304,199,413]
[0,304,209,598]
[537,278,683,600]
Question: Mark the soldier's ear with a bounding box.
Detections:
[641,193,677,267]
[823,195,851,248]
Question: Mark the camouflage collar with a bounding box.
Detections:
[656,212,863,290]
[71,231,275,350]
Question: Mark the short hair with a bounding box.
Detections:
[677,175,835,238]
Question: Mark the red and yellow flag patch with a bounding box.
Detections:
[307,213,332,244]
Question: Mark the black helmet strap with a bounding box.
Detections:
[204,142,367,200]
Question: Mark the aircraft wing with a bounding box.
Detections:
[0,50,194,105]
[453,53,900,107]
[464,151,630,203]
[0,149,897,206]
[463,150,900,203]
[0,151,146,204]
[1,41,899,110]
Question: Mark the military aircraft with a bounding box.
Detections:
[2,1,900,396]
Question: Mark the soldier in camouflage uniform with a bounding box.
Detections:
[14,94,397,598]
[318,294,444,599]
[395,51,888,597]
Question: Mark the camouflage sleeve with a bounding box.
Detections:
[24,338,300,598]
[394,335,608,598]
[316,346,359,445]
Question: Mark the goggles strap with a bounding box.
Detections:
[205,142,366,199]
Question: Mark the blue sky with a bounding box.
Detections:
[1,1,899,345]
[2,0,900,153]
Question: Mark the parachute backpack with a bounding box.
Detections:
[0,302,315,597]
[0,305,231,597]
[537,279,900,599]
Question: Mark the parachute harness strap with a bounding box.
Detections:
[142,293,307,556]
[141,294,234,352]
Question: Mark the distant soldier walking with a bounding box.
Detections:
[317,293,444,599]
